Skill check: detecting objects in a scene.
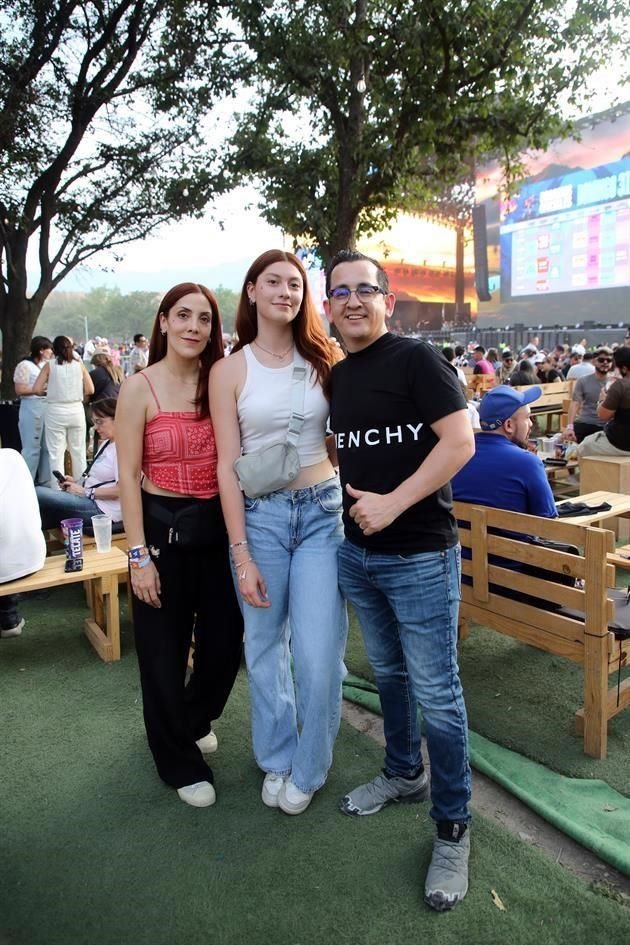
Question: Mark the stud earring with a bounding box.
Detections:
[161,329,166,336]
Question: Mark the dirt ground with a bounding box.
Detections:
[342,701,630,900]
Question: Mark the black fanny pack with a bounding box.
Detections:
[143,495,225,548]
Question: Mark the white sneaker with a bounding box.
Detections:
[261,773,285,808]
[1,618,25,639]
[278,780,314,815]
[196,731,218,755]
[177,781,216,808]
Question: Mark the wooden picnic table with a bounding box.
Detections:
[555,491,630,527]
[0,547,128,662]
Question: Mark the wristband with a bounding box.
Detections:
[130,555,152,570]
[128,545,149,561]
[565,424,574,431]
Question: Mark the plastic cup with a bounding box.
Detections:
[91,514,112,553]
[60,518,84,572]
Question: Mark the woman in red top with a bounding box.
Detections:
[117,283,243,808]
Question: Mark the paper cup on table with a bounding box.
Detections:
[91,514,112,553]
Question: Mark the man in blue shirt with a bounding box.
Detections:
[452,385,557,518]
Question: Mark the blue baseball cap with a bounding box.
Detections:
[479,384,542,431]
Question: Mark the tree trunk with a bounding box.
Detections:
[0,292,44,400]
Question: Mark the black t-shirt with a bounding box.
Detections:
[329,333,467,553]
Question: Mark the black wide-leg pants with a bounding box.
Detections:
[132,492,243,789]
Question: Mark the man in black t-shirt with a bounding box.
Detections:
[324,250,475,913]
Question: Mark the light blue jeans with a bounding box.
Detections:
[18,397,51,485]
[338,540,471,825]
[242,477,348,793]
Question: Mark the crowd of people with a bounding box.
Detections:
[5,254,630,917]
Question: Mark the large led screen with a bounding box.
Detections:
[501,159,630,299]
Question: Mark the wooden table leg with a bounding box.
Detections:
[83,574,121,662]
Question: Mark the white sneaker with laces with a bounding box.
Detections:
[261,773,285,808]
[278,780,314,815]
[177,781,216,808]
[195,731,218,755]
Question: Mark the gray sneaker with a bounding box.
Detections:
[424,823,470,912]
[340,770,429,816]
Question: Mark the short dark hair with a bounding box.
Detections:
[455,345,465,357]
[614,347,630,369]
[583,351,593,361]
[91,397,118,420]
[473,345,486,354]
[442,346,454,362]
[133,333,146,344]
[326,250,389,296]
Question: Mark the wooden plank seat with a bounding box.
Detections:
[454,501,630,760]
[0,547,129,662]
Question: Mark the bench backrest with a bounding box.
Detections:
[513,380,574,411]
[453,501,616,664]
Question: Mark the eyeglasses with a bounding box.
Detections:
[92,416,111,427]
[328,283,386,302]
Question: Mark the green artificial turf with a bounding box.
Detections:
[345,610,630,797]
[1,586,629,945]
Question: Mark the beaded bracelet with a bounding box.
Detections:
[229,540,248,550]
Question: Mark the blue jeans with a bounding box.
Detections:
[35,485,101,531]
[243,477,348,793]
[338,540,471,824]
[19,398,51,485]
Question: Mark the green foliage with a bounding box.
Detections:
[0,0,245,394]
[229,0,627,260]
[35,284,239,343]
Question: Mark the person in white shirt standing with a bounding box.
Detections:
[127,333,149,374]
[0,449,46,638]
[12,335,53,485]
[32,336,94,483]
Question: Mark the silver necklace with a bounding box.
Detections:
[253,339,294,361]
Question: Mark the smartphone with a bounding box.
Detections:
[52,470,66,484]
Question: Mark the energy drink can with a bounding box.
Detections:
[60,517,84,572]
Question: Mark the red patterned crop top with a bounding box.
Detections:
[140,374,218,499]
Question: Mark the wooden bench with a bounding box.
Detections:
[0,547,129,662]
[514,380,574,433]
[579,456,630,540]
[454,501,630,760]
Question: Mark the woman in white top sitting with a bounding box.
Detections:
[12,335,53,484]
[210,249,347,816]
[33,335,94,483]
[35,398,122,529]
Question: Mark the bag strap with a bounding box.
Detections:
[286,352,307,447]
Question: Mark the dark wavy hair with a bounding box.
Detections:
[147,283,224,419]
[52,335,74,364]
[90,397,118,420]
[26,336,52,363]
[233,249,338,393]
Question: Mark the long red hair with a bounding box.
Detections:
[148,282,223,419]
[232,250,339,393]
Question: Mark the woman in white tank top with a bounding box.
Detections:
[210,249,348,815]
[33,335,94,484]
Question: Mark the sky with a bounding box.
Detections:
[53,59,628,297]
